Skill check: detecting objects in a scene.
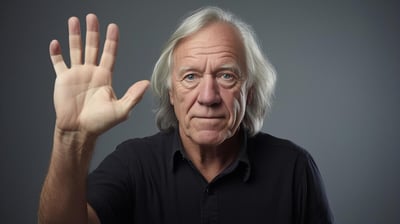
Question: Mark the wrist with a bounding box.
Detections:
[53,126,98,154]
[48,126,98,180]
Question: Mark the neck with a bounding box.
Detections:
[180,130,242,183]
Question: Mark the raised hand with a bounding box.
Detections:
[50,14,149,137]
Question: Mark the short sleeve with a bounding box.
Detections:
[294,150,335,224]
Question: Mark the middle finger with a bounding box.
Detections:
[84,14,100,65]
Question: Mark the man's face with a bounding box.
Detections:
[170,22,249,147]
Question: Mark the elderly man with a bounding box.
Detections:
[39,7,333,224]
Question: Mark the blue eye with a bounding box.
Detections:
[184,73,196,81]
[217,72,239,88]
[181,73,200,88]
[221,73,233,80]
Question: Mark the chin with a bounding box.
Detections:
[190,129,232,146]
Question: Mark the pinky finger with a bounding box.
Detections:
[49,40,68,75]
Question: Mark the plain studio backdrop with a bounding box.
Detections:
[1,0,399,223]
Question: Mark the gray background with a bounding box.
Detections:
[1,0,399,223]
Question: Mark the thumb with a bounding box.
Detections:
[118,80,150,116]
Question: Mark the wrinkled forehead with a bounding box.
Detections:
[171,22,247,71]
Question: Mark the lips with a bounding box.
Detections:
[192,115,225,119]
[189,110,226,121]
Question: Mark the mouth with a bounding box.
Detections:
[193,115,225,119]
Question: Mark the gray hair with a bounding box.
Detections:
[151,6,276,136]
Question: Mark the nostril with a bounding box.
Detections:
[197,93,221,107]
[197,75,222,106]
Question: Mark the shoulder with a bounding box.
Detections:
[246,132,319,177]
[248,132,311,159]
[110,131,175,163]
[250,133,334,223]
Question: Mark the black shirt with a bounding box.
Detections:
[87,129,334,224]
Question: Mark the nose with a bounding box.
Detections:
[197,75,221,106]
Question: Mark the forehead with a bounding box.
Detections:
[173,22,246,66]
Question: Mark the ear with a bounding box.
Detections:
[167,74,175,105]
[169,88,174,105]
[246,87,253,105]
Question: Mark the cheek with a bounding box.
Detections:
[171,86,198,116]
[169,84,189,106]
[230,91,247,120]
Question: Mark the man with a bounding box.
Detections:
[39,6,334,224]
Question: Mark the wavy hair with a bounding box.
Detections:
[151,6,276,136]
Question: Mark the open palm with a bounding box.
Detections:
[50,14,149,136]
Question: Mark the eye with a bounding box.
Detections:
[221,73,234,80]
[181,73,200,88]
[184,73,196,81]
[217,72,238,88]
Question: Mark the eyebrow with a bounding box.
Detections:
[177,66,195,75]
[177,63,242,76]
[218,64,242,76]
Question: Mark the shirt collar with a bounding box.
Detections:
[168,128,186,172]
[169,128,251,183]
[237,130,251,182]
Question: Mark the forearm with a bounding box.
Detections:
[38,129,96,224]
[40,13,147,223]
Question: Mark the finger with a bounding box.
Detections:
[68,16,83,66]
[118,80,150,117]
[49,40,68,75]
[99,23,119,71]
[84,14,100,65]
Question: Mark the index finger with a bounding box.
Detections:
[99,23,119,72]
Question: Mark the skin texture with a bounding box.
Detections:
[39,15,250,224]
[170,22,250,181]
[38,14,149,224]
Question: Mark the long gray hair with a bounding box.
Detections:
[151,6,276,136]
